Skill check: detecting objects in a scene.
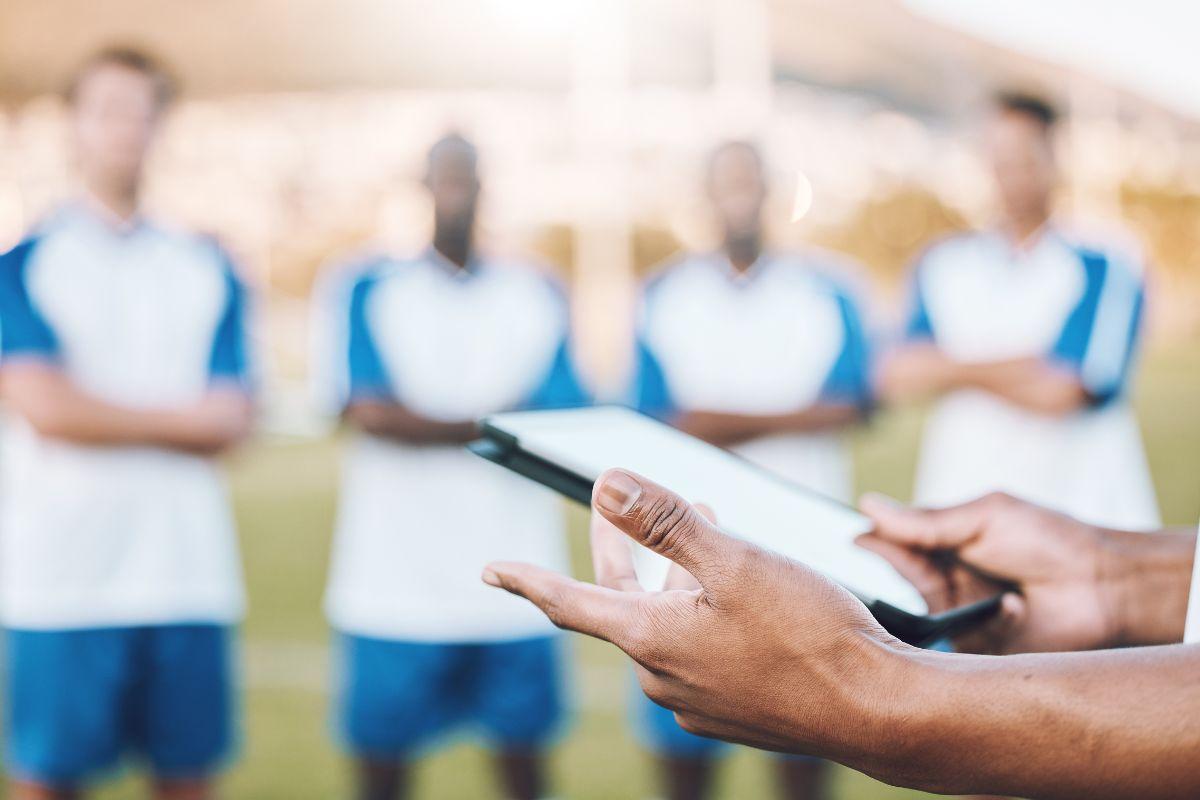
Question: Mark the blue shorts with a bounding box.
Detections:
[3,624,234,786]
[337,633,566,759]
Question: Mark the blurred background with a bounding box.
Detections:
[2,0,1199,797]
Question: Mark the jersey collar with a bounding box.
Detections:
[712,249,773,287]
[424,245,483,280]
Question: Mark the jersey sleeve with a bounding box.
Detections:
[624,283,681,419]
[902,261,936,342]
[625,338,675,420]
[0,239,60,363]
[523,336,591,410]
[207,252,254,390]
[343,270,395,404]
[1048,249,1145,406]
[818,287,874,411]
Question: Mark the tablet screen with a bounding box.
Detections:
[482,405,928,615]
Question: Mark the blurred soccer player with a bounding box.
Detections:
[317,135,588,800]
[880,92,1158,530]
[0,49,254,800]
[627,141,873,800]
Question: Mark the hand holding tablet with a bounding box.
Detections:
[469,405,1001,645]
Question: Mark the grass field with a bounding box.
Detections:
[77,340,1200,798]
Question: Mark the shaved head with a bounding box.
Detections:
[424,133,481,267]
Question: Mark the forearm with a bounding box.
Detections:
[952,358,1088,415]
[1103,527,1196,647]
[674,405,861,447]
[345,400,478,445]
[3,368,247,454]
[875,645,1200,798]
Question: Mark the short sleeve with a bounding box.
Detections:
[344,271,394,403]
[627,339,674,420]
[0,238,60,363]
[207,253,254,389]
[902,263,935,342]
[523,337,591,410]
[818,288,874,411]
[1048,249,1144,406]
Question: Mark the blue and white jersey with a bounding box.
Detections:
[905,227,1159,529]
[631,250,872,502]
[0,204,252,629]
[317,248,588,642]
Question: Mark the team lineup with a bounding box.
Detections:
[0,47,1175,800]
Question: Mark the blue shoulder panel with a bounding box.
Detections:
[0,237,60,361]
[1049,248,1143,406]
[523,337,591,410]
[819,287,874,412]
[628,339,675,420]
[208,250,252,388]
[902,263,935,341]
[345,268,395,402]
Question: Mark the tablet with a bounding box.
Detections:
[468,405,1000,647]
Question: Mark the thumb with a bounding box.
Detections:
[592,469,746,591]
[860,492,986,551]
[482,561,638,649]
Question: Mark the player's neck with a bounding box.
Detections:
[82,175,141,227]
[1002,209,1051,251]
[724,235,763,274]
[429,239,470,273]
[432,231,474,272]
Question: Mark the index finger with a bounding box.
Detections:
[590,511,643,593]
[483,561,640,649]
[859,492,989,551]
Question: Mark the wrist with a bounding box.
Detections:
[1100,527,1195,647]
[832,633,939,785]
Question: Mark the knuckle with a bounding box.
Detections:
[982,491,1013,511]
[638,494,696,557]
[539,588,571,629]
[624,611,655,653]
[628,613,669,668]
[641,677,674,708]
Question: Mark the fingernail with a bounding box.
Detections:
[595,470,642,515]
[481,568,501,587]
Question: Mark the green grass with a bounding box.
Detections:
[79,340,1200,798]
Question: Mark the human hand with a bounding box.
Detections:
[858,492,1116,654]
[484,469,913,768]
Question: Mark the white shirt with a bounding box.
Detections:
[317,249,587,642]
[0,205,251,629]
[632,251,872,498]
[905,227,1159,530]
[629,251,872,587]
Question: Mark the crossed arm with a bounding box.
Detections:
[0,361,252,454]
[343,399,478,445]
[483,471,1200,799]
[879,342,1089,415]
[672,403,863,448]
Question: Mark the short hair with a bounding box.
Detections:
[706,139,764,181]
[426,132,479,174]
[993,90,1058,130]
[65,46,177,109]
